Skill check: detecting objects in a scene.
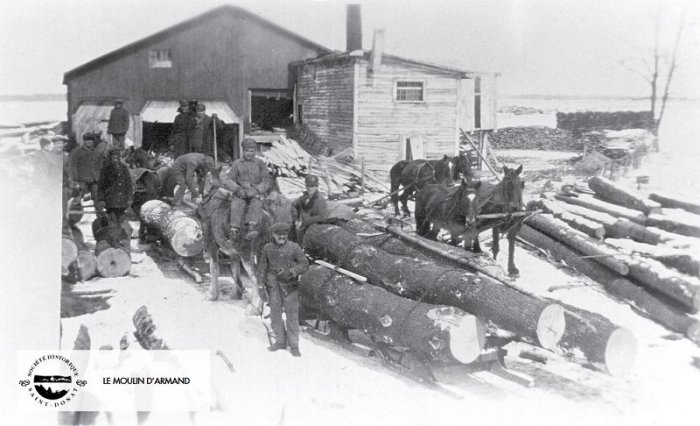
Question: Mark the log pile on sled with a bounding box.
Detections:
[522,175,700,344]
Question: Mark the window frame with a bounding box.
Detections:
[149,49,172,69]
[393,80,425,103]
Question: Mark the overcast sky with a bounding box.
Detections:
[1,0,698,98]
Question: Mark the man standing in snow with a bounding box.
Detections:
[257,222,309,357]
[107,98,130,150]
[97,148,133,221]
[69,136,104,213]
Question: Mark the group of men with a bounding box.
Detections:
[170,99,224,159]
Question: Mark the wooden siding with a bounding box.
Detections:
[66,11,326,133]
[356,57,460,172]
[295,58,355,153]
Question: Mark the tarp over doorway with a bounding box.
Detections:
[72,101,135,146]
[140,100,239,124]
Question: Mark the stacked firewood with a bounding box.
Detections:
[522,176,700,345]
[556,111,654,133]
[489,126,583,151]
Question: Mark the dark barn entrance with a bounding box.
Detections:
[250,89,293,131]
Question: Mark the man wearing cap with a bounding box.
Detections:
[170,99,193,158]
[107,99,130,150]
[257,222,309,357]
[291,175,328,243]
[97,148,133,220]
[171,152,217,206]
[222,138,271,241]
[69,136,105,213]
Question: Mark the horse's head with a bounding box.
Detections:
[452,152,473,181]
[458,177,481,227]
[433,155,454,184]
[502,165,524,210]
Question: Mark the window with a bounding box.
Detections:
[395,81,424,102]
[149,49,172,68]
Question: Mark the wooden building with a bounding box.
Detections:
[63,5,330,156]
[291,43,498,172]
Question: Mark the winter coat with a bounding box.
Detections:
[69,145,103,183]
[291,191,329,228]
[97,161,133,209]
[222,156,271,195]
[257,240,309,291]
[107,107,130,135]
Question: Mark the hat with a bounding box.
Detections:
[108,147,121,156]
[242,138,257,150]
[203,156,216,171]
[178,98,188,107]
[270,222,290,234]
[114,98,124,105]
[305,175,319,187]
[196,103,206,112]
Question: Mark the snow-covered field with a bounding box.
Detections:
[2,98,700,426]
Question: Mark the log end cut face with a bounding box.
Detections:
[62,237,78,269]
[170,217,205,257]
[97,248,131,278]
[442,312,486,364]
[605,327,637,378]
[537,304,566,350]
[685,321,700,345]
[76,250,97,281]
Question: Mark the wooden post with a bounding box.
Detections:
[360,157,365,195]
[212,114,218,164]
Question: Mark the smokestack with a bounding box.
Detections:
[346,4,362,52]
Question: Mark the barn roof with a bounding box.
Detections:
[63,5,333,83]
[290,51,490,78]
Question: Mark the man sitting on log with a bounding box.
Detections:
[171,152,217,206]
[97,148,133,222]
[222,138,271,241]
[291,175,328,243]
[257,222,309,357]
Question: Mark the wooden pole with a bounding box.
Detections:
[360,157,365,195]
[212,114,218,165]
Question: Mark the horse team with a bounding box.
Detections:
[391,154,526,277]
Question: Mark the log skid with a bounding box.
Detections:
[300,266,486,363]
[649,193,700,215]
[555,193,647,223]
[303,224,566,350]
[588,176,662,215]
[140,199,205,257]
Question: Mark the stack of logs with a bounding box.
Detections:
[92,215,133,278]
[299,219,638,377]
[522,175,700,344]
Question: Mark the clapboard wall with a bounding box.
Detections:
[295,57,355,153]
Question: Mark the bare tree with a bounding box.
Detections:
[620,4,688,138]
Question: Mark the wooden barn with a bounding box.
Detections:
[62,5,330,157]
[290,6,498,173]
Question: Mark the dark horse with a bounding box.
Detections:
[415,178,481,245]
[390,153,472,217]
[466,165,526,277]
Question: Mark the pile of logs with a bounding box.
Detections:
[556,111,654,134]
[92,216,132,278]
[523,175,700,344]
[489,126,584,151]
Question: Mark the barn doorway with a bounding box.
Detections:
[249,89,293,131]
[140,100,241,160]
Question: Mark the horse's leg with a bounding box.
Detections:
[229,259,243,300]
[400,188,412,217]
[491,227,500,260]
[390,171,401,216]
[206,247,220,301]
[506,224,521,277]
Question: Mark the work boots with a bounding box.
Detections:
[244,222,259,241]
[267,342,286,352]
[289,347,301,357]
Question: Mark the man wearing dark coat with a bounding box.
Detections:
[257,222,309,357]
[170,99,193,158]
[290,175,328,243]
[189,103,223,157]
[221,138,271,241]
[171,152,217,206]
[69,136,104,213]
[107,99,130,149]
[97,148,133,220]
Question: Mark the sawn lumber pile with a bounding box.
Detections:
[522,175,700,344]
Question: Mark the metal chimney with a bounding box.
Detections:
[346,4,362,51]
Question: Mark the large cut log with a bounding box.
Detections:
[524,214,629,275]
[605,238,700,277]
[534,199,604,239]
[95,241,130,277]
[555,193,646,223]
[519,225,700,344]
[649,192,700,215]
[62,223,78,274]
[75,250,97,281]
[303,224,566,350]
[140,199,205,257]
[646,212,700,238]
[559,304,637,377]
[588,176,662,214]
[621,255,700,311]
[300,266,486,364]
